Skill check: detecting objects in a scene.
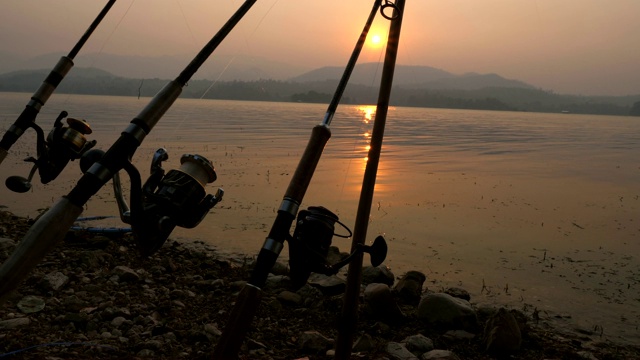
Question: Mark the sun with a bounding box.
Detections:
[369,34,382,47]
[368,33,384,49]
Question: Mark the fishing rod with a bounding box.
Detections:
[1,0,117,193]
[334,0,405,358]
[213,1,391,358]
[0,0,257,304]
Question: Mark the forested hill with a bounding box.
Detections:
[1,67,639,116]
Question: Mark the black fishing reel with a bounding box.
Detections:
[80,148,223,255]
[134,149,224,255]
[5,111,96,193]
[287,206,388,288]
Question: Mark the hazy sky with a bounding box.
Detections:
[2,0,639,96]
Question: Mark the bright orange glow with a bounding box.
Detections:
[367,29,385,49]
[358,105,376,122]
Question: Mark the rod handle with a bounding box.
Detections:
[283,124,331,203]
[212,284,263,359]
[0,198,83,304]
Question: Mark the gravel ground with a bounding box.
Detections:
[1,209,639,360]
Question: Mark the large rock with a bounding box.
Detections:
[297,330,334,354]
[393,271,426,305]
[326,245,349,266]
[352,333,376,352]
[386,342,419,360]
[364,283,405,323]
[417,293,478,332]
[263,274,291,291]
[443,287,470,301]
[307,273,346,296]
[402,333,435,357]
[483,307,522,353]
[361,265,395,286]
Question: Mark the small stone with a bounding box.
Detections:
[111,316,127,328]
[421,349,461,360]
[112,265,140,282]
[204,323,222,336]
[0,317,30,329]
[0,237,16,253]
[172,300,186,308]
[40,271,69,291]
[17,295,46,314]
[136,349,155,357]
[277,290,303,305]
[402,333,434,355]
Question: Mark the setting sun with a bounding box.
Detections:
[368,33,384,48]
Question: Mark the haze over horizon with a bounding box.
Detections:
[2,1,639,96]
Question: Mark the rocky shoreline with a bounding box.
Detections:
[1,209,638,359]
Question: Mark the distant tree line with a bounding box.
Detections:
[1,69,639,116]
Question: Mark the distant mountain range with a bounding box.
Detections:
[1,52,639,116]
[290,63,535,91]
[0,51,309,83]
[0,51,534,91]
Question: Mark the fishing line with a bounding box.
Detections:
[176,0,199,47]
[92,0,137,62]
[49,0,136,139]
[56,0,136,228]
[197,0,281,101]
[169,0,280,133]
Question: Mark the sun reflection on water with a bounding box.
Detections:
[352,105,393,195]
[357,105,377,166]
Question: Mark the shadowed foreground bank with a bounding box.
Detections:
[1,210,638,359]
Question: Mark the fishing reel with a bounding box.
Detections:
[81,148,223,255]
[5,111,96,193]
[287,206,388,288]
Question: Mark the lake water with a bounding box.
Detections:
[1,92,639,345]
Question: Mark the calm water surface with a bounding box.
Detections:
[1,93,639,345]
